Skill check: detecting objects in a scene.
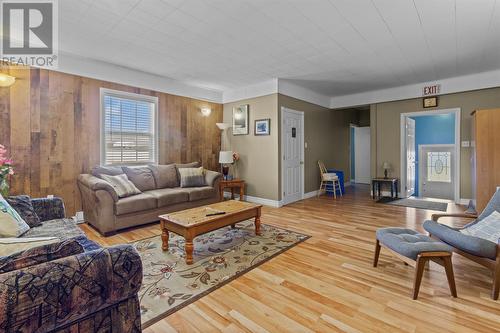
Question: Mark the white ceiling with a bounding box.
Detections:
[60,0,500,98]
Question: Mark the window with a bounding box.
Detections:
[427,151,451,182]
[100,88,158,165]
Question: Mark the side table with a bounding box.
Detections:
[219,179,245,201]
[372,178,398,199]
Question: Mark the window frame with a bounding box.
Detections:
[99,88,159,166]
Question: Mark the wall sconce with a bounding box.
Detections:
[0,73,16,87]
[200,107,211,117]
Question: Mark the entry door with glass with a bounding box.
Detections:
[419,145,454,200]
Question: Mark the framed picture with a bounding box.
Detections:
[423,96,438,108]
[232,104,249,135]
[255,119,270,136]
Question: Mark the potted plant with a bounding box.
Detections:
[0,144,14,196]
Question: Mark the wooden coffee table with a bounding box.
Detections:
[159,200,262,264]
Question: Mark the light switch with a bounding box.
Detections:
[461,141,470,147]
[305,142,308,149]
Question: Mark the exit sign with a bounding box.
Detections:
[423,84,441,96]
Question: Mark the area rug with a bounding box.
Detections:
[377,197,448,212]
[132,220,309,328]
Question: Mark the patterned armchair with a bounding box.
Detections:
[0,197,143,332]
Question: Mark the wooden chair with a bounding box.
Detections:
[317,160,342,198]
[423,190,500,300]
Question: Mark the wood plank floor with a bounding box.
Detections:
[81,185,500,333]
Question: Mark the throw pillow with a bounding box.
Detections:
[0,193,30,237]
[178,167,206,188]
[175,162,201,187]
[6,195,42,228]
[123,166,156,191]
[100,174,141,198]
[149,164,178,188]
[460,210,500,243]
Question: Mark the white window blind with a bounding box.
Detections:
[100,89,158,165]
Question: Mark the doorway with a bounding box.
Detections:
[352,126,371,184]
[281,107,304,205]
[400,108,460,202]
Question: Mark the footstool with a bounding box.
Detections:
[373,228,457,299]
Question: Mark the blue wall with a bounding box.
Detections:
[410,114,455,196]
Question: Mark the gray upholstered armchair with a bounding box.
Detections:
[423,190,500,300]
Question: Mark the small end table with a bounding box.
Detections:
[372,178,398,199]
[219,179,245,201]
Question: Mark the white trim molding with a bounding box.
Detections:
[222,192,282,208]
[278,79,332,108]
[222,79,278,104]
[58,52,222,103]
[330,69,500,108]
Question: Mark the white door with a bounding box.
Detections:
[354,127,371,184]
[405,118,416,197]
[419,145,455,200]
[282,108,304,205]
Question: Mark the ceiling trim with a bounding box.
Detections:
[278,80,332,108]
[57,52,223,103]
[222,79,278,104]
[329,69,500,108]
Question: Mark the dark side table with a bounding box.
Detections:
[372,178,398,199]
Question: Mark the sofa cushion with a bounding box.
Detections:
[22,218,86,239]
[115,193,157,215]
[186,186,216,202]
[178,167,206,188]
[145,188,189,207]
[149,164,178,188]
[91,165,123,177]
[6,195,42,227]
[101,174,141,198]
[0,193,30,237]
[123,166,156,191]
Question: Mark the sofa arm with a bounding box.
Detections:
[205,169,222,187]
[78,174,119,202]
[31,197,66,221]
[0,245,142,332]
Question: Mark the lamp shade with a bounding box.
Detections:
[382,162,391,170]
[219,151,234,164]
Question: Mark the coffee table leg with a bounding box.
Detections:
[185,236,194,265]
[161,224,169,251]
[255,207,262,236]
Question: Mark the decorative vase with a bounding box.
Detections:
[0,178,9,197]
[222,165,230,180]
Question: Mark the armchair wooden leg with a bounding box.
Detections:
[413,255,427,300]
[373,239,381,267]
[442,256,457,298]
[492,258,500,300]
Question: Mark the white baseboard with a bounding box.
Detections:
[223,192,282,207]
[303,190,319,199]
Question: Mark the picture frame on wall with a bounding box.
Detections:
[254,118,270,136]
[232,104,249,135]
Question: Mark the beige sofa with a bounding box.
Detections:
[77,162,221,236]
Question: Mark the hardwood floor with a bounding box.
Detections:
[81,185,500,333]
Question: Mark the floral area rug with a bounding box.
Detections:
[133,220,309,328]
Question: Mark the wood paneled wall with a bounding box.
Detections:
[0,67,222,215]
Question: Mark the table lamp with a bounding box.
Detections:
[219,151,234,180]
[382,162,391,179]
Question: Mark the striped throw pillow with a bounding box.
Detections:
[100,174,141,198]
[178,167,206,188]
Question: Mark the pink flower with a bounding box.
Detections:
[232,152,240,162]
